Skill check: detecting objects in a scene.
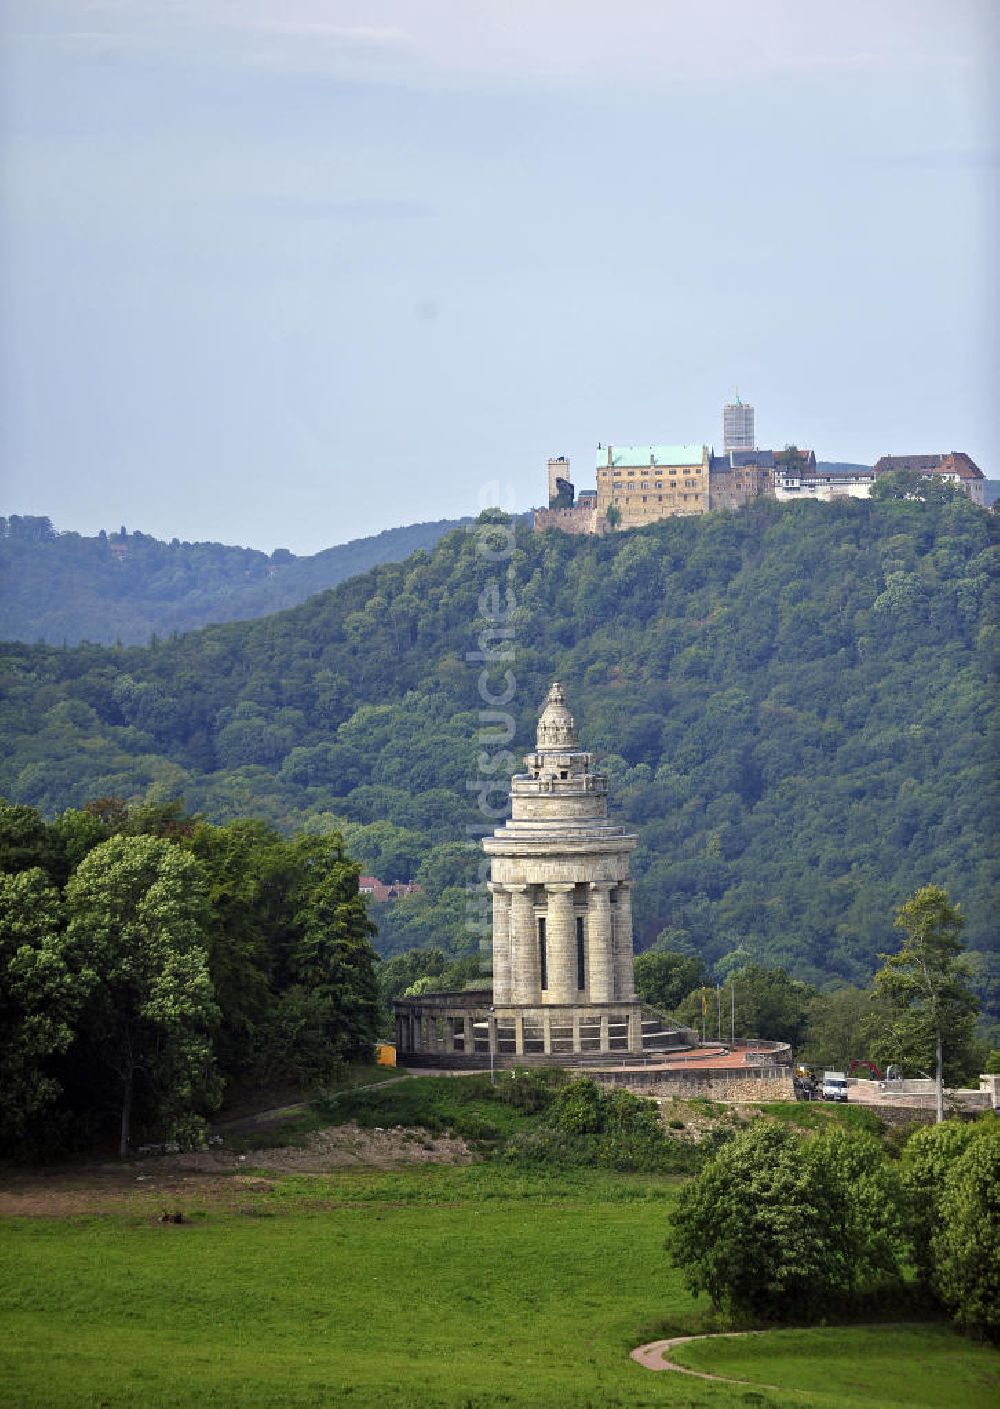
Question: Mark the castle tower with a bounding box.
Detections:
[484,682,637,1008]
[547,456,574,508]
[723,397,755,452]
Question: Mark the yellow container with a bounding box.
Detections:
[375,1042,396,1068]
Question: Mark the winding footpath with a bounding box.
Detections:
[630,1331,783,1389]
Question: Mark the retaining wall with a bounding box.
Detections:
[594,1066,794,1102]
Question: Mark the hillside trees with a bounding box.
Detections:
[0,517,470,646]
[0,497,996,1002]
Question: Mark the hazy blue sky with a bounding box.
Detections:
[2,1,997,553]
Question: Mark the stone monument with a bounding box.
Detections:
[393,684,692,1065]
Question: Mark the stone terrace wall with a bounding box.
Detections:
[595,1065,794,1103]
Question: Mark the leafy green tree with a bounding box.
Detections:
[900,1118,976,1287]
[185,819,276,1088]
[870,470,964,504]
[633,947,707,1013]
[0,800,67,885]
[64,835,219,1155]
[799,985,875,1072]
[0,868,83,1151]
[669,1122,904,1320]
[51,806,113,870]
[675,964,816,1047]
[932,1119,1000,1342]
[803,1128,905,1297]
[871,887,979,1121]
[274,832,380,1078]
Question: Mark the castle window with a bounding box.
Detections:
[538,917,547,991]
[576,916,585,991]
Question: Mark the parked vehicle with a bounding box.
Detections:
[821,1071,849,1103]
[793,1075,817,1101]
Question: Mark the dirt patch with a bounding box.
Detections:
[0,1122,472,1219]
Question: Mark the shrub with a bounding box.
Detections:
[900,1119,975,1286]
[931,1118,1000,1342]
[668,1121,905,1320]
[506,1077,690,1173]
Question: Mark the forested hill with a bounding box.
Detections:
[0,514,470,645]
[1,497,996,1004]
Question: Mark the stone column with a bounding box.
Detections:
[612,882,636,1000]
[508,885,539,1004]
[587,882,615,1002]
[488,883,512,1004]
[545,884,576,1003]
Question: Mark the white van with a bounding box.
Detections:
[822,1071,849,1103]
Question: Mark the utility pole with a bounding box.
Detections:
[716,984,722,1042]
[730,983,736,1046]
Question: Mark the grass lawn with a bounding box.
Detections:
[671,1324,999,1409]
[1,1163,995,1408]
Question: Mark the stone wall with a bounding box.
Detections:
[533,506,602,535]
[594,1065,794,1103]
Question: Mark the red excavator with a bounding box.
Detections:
[849,1059,884,1080]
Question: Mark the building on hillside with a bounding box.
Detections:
[359,877,422,904]
[774,462,875,501]
[723,398,755,452]
[872,453,985,505]
[595,444,711,529]
[393,684,695,1066]
[709,449,775,511]
[770,448,871,502]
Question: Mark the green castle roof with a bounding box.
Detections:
[597,444,706,469]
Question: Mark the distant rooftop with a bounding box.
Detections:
[597,444,705,469]
[874,453,983,481]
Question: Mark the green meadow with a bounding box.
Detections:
[1,1164,996,1409]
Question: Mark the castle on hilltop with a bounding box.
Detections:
[533,399,985,535]
[393,684,694,1066]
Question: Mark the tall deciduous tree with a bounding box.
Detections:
[64,835,219,1155]
[0,868,83,1150]
[871,886,978,1122]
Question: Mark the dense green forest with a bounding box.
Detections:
[0,496,996,1012]
[0,798,379,1155]
[0,513,469,645]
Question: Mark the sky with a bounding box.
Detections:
[1,0,997,554]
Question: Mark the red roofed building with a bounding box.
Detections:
[873,452,985,506]
[358,876,422,904]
